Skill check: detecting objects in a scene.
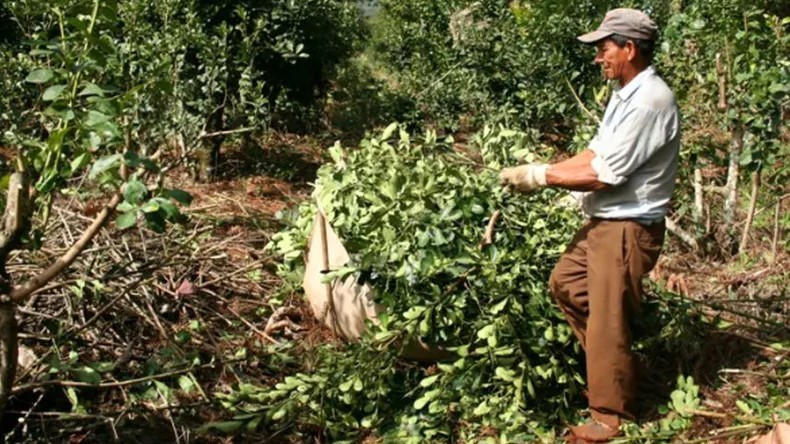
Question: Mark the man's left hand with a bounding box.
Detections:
[499,164,549,193]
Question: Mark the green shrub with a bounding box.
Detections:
[216,124,586,441]
[0,0,366,155]
[368,0,672,133]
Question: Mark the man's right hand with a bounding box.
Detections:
[499,164,549,193]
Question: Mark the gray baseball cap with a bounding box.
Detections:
[577,8,658,44]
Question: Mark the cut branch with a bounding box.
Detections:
[723,125,743,228]
[0,173,31,267]
[11,360,243,394]
[9,192,122,303]
[665,217,699,250]
[480,210,501,248]
[693,168,704,226]
[0,303,16,413]
[738,170,760,252]
[564,78,600,123]
[198,127,254,139]
[716,53,728,110]
[772,197,783,260]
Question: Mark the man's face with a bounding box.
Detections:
[594,39,632,83]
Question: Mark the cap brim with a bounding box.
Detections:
[577,30,612,44]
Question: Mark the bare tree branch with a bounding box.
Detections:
[665,217,699,250]
[0,173,30,267]
[9,192,122,303]
[739,170,760,252]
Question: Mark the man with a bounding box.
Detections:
[499,8,680,444]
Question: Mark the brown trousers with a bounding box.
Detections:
[549,218,664,425]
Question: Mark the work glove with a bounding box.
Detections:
[499,163,549,193]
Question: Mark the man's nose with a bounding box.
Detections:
[593,50,604,64]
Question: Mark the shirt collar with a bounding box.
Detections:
[613,65,655,102]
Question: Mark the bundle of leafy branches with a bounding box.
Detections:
[212,125,703,441]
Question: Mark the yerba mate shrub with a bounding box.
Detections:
[218,124,585,441]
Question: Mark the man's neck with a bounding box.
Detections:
[619,62,650,87]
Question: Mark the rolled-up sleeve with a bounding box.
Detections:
[589,105,676,186]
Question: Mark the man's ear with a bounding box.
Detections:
[626,40,638,62]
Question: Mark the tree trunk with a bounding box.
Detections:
[197,103,225,182]
[723,125,743,229]
[716,49,743,238]
[0,302,16,413]
[771,197,783,261]
[693,168,704,226]
[0,172,29,415]
[738,170,760,253]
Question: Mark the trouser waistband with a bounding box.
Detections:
[590,216,665,226]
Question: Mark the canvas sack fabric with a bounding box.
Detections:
[302,210,381,340]
[302,209,452,361]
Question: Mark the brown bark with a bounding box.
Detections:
[772,197,783,261]
[716,53,728,110]
[693,168,704,226]
[0,303,16,413]
[738,170,760,252]
[0,173,30,270]
[723,125,743,228]
[0,172,30,412]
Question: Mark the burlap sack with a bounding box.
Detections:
[302,210,453,361]
[302,211,381,340]
[749,423,790,444]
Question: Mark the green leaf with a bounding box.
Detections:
[117,202,135,212]
[246,415,263,432]
[178,375,195,393]
[155,198,179,218]
[66,387,81,413]
[144,212,167,232]
[42,84,68,101]
[123,179,147,205]
[92,362,115,373]
[26,68,54,84]
[74,366,101,385]
[124,151,159,172]
[477,324,495,339]
[413,394,431,410]
[85,110,111,126]
[419,375,440,387]
[494,367,516,382]
[70,152,91,173]
[271,409,287,420]
[381,122,398,140]
[472,401,491,416]
[89,154,122,179]
[164,189,193,205]
[735,399,753,415]
[140,200,160,213]
[490,298,508,314]
[116,211,137,230]
[329,142,344,165]
[198,420,244,434]
[78,83,106,97]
